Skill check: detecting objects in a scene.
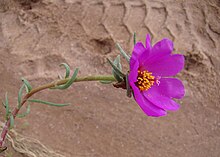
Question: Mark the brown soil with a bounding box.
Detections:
[0,0,220,156]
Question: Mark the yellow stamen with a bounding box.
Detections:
[135,70,155,91]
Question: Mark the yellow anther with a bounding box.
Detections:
[135,70,155,91]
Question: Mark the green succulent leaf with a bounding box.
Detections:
[116,43,130,63]
[112,55,123,82]
[114,55,122,71]
[21,78,32,93]
[17,103,31,118]
[126,74,132,98]
[9,115,14,129]
[52,68,79,89]
[107,58,125,78]
[18,84,25,109]
[133,32,136,45]
[4,93,10,120]
[60,63,70,78]
[28,99,69,107]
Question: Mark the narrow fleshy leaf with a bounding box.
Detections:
[133,32,136,45]
[17,103,31,118]
[28,99,69,107]
[60,63,70,78]
[53,68,79,89]
[116,43,130,63]
[9,115,14,129]
[107,58,125,78]
[21,78,32,93]
[114,55,122,71]
[126,74,132,98]
[5,93,10,120]
[100,80,113,84]
[18,84,25,109]
[112,55,123,82]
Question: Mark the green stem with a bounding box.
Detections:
[0,75,116,149]
[29,75,116,97]
[75,75,116,82]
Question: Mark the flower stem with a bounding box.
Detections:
[75,75,116,82]
[0,75,116,149]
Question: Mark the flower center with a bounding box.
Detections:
[135,70,155,91]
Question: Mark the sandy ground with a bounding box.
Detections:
[0,0,220,156]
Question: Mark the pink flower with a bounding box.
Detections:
[128,34,185,117]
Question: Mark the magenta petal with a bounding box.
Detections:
[143,89,180,111]
[132,42,146,59]
[151,38,173,58]
[129,60,139,82]
[143,54,184,77]
[128,61,167,117]
[131,42,150,64]
[156,78,185,99]
[129,69,167,118]
[152,38,173,55]
[145,34,151,49]
[145,38,173,64]
[139,51,151,68]
[140,38,174,68]
[132,86,167,117]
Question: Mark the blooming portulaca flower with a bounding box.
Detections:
[129,34,185,117]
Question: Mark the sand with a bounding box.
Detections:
[0,0,220,156]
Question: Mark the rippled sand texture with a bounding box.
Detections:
[0,0,220,157]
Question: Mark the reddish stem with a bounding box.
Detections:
[0,75,116,151]
[0,78,68,149]
[0,96,28,147]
